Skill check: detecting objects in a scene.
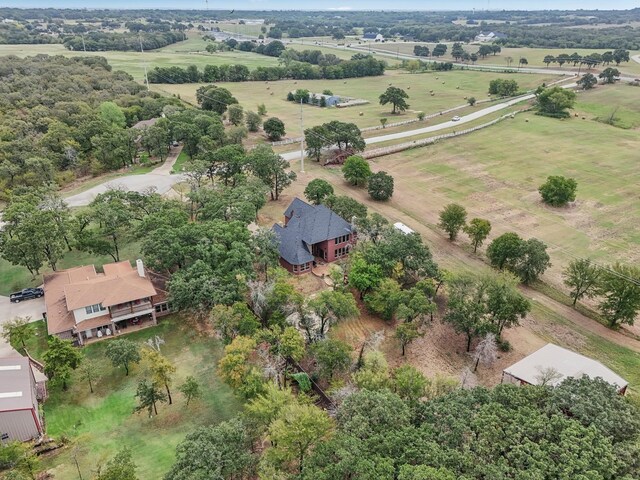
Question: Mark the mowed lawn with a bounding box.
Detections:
[36,316,240,479]
[367,83,640,284]
[155,69,559,130]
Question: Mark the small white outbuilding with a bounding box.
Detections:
[393,222,415,235]
[502,343,628,395]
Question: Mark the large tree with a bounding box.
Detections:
[536,86,577,118]
[95,449,138,480]
[563,258,601,307]
[596,264,640,327]
[165,419,256,479]
[577,72,598,90]
[42,336,82,390]
[1,317,35,351]
[323,195,367,221]
[312,339,352,380]
[304,179,334,205]
[513,238,551,284]
[599,67,621,84]
[379,86,410,114]
[342,156,372,187]
[307,290,359,340]
[143,348,177,404]
[263,117,286,141]
[487,232,523,270]
[249,145,296,201]
[463,218,492,253]
[367,171,394,201]
[134,379,168,416]
[539,175,577,207]
[105,338,141,376]
[438,203,467,241]
[196,86,238,114]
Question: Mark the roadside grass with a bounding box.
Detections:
[171,151,190,174]
[0,241,142,296]
[574,84,640,129]
[154,69,558,131]
[39,315,241,479]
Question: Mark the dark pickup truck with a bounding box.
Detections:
[9,288,44,303]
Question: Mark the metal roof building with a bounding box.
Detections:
[502,343,628,394]
[0,356,44,442]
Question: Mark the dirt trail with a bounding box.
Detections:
[291,165,640,355]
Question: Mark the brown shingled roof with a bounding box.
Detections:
[44,261,157,336]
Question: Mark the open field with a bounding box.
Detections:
[366,42,640,75]
[0,42,280,82]
[32,316,240,479]
[154,69,559,131]
[258,168,640,394]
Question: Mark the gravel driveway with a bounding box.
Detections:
[0,295,45,357]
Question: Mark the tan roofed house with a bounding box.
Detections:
[44,259,171,346]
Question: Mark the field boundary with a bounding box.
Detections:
[362,109,529,159]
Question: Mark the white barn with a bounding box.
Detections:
[502,343,628,395]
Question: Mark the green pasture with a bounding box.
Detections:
[155,69,559,130]
[37,316,240,479]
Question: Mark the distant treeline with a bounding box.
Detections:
[148,55,386,83]
[62,31,184,52]
[0,22,60,44]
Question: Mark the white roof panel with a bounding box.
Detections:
[504,343,628,390]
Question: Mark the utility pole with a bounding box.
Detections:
[81,33,86,52]
[139,33,150,91]
[299,97,305,173]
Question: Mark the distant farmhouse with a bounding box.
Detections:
[272,198,355,275]
[474,31,507,42]
[363,32,385,42]
[502,343,628,395]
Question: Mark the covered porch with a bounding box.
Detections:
[74,312,157,346]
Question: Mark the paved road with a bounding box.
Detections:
[0,296,45,358]
[65,146,185,208]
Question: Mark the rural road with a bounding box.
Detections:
[64,146,185,207]
[63,97,535,206]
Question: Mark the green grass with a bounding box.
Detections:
[0,241,142,296]
[171,151,190,174]
[0,42,280,82]
[156,69,559,131]
[40,315,241,479]
[575,84,640,129]
[372,84,640,283]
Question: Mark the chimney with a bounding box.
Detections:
[136,259,145,278]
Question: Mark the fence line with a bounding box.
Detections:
[362,109,528,159]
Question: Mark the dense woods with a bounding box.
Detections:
[0,55,180,195]
[62,31,184,52]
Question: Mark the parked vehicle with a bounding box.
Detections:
[452,116,461,122]
[171,140,180,147]
[9,288,44,303]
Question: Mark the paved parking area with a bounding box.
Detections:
[0,295,45,358]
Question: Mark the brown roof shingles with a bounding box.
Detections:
[44,261,157,336]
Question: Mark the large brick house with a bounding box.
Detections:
[272,198,355,274]
[43,259,171,346]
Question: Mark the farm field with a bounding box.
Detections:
[258,161,640,394]
[154,69,560,130]
[30,316,240,479]
[367,42,640,75]
[0,42,280,82]
[356,84,640,286]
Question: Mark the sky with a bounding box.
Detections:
[3,1,640,10]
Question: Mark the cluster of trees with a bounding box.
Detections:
[304,121,365,162]
[564,259,640,327]
[0,55,180,196]
[535,85,577,118]
[62,31,184,51]
[148,54,386,83]
[0,21,61,44]
[542,49,630,68]
[341,156,395,201]
[488,78,520,97]
[218,37,286,57]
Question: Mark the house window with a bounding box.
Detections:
[293,264,299,273]
[334,234,350,245]
[300,263,310,272]
[155,302,170,313]
[85,303,106,314]
[335,246,350,258]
